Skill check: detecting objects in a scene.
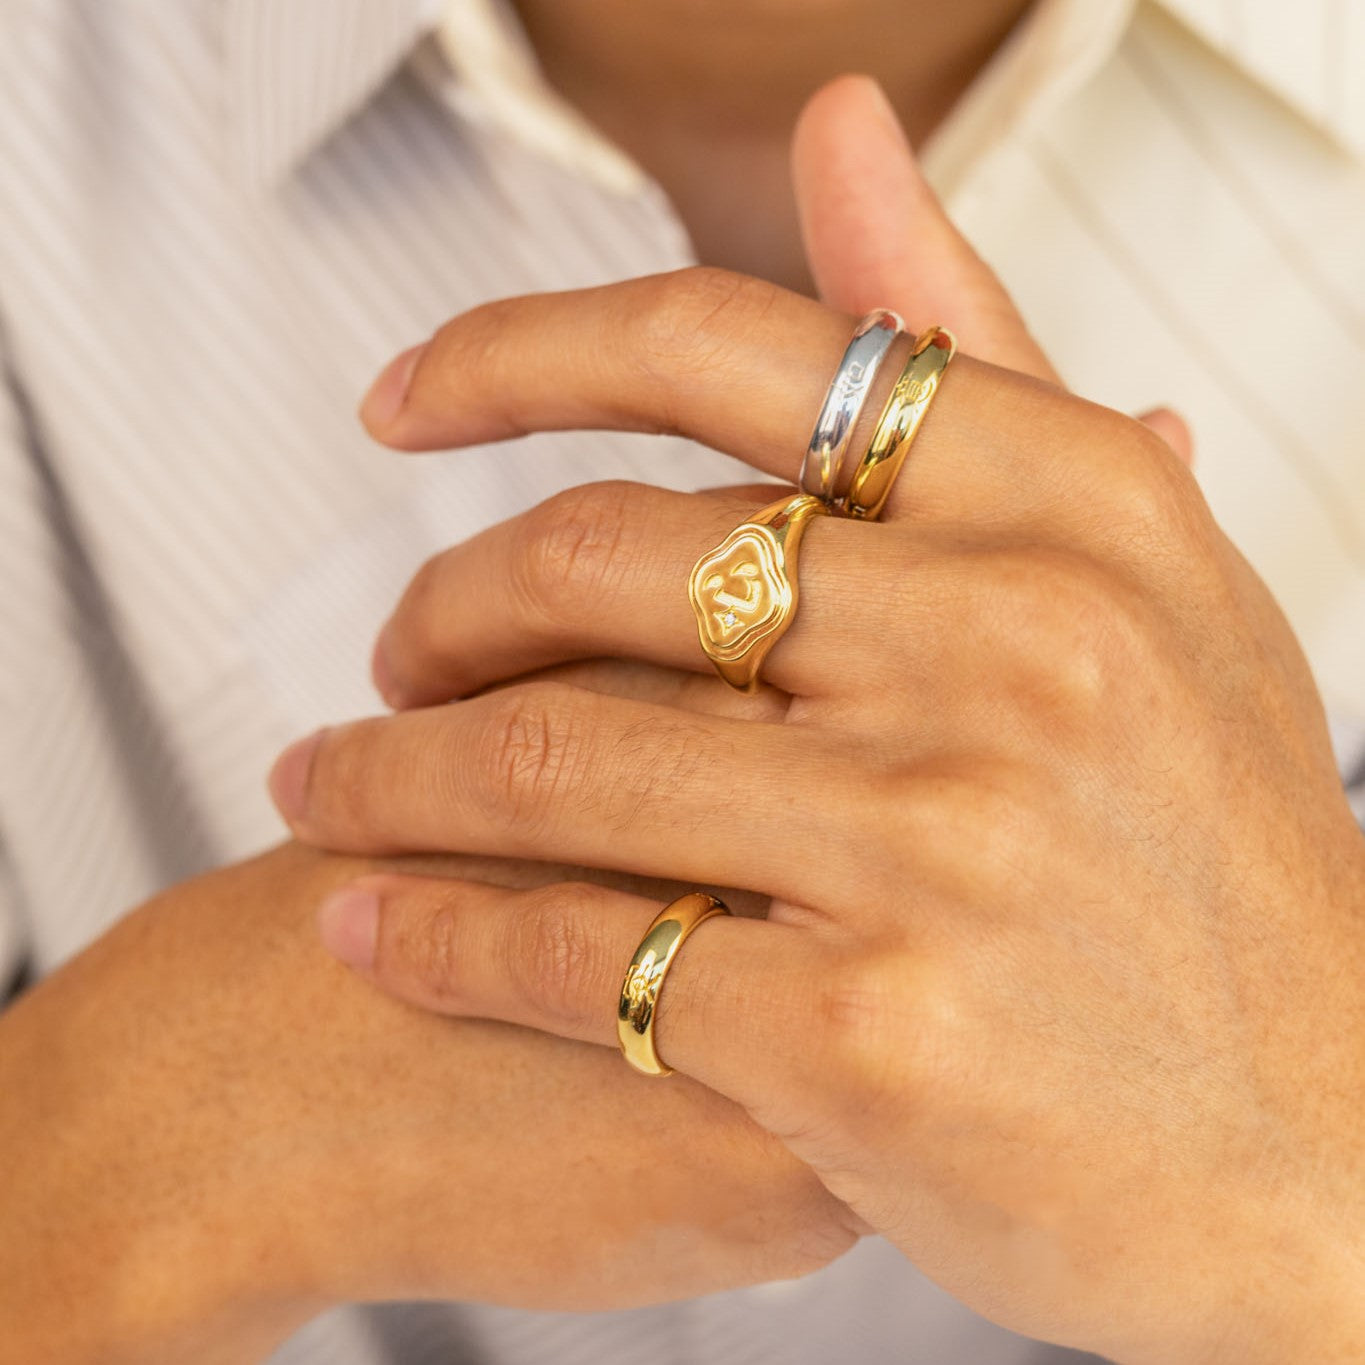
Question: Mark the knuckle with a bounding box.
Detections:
[989,547,1156,718]
[505,883,608,1029]
[473,683,584,832]
[396,900,464,1005]
[901,769,1051,898]
[894,974,970,1112]
[1089,414,1212,553]
[807,950,963,1132]
[812,953,911,1079]
[635,267,779,389]
[813,953,895,1037]
[510,482,635,631]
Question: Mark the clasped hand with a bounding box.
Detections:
[270,81,1365,1365]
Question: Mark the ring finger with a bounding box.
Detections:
[315,871,832,1123]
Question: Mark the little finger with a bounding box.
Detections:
[315,872,832,1120]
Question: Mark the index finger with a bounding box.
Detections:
[359,267,1128,530]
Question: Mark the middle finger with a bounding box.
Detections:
[374,480,927,708]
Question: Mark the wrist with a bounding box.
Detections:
[0,897,328,1363]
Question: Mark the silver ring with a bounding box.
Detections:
[799,309,903,505]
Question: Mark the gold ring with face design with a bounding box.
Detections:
[687,492,830,693]
[618,892,731,1076]
[844,325,956,522]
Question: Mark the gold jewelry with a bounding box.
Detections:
[617,892,730,1076]
[688,492,829,693]
[844,325,956,521]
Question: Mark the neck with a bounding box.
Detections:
[510,0,1033,293]
[512,0,1030,143]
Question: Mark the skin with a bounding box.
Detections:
[0,11,1196,1360]
[0,841,851,1362]
[510,0,1035,293]
[0,45,1040,1359]
[272,81,1365,1365]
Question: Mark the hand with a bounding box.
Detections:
[271,81,1365,1365]
[0,842,853,1365]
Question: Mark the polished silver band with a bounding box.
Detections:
[799,309,904,504]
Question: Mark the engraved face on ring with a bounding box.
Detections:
[688,526,792,661]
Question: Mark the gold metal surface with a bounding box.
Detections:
[688,492,829,693]
[617,892,730,1077]
[844,325,956,521]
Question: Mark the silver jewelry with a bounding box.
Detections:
[799,309,903,504]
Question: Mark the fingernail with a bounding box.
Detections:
[268,728,325,825]
[317,887,380,971]
[360,341,427,430]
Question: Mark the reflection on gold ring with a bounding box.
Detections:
[688,493,827,692]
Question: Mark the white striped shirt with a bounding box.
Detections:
[0,1,1361,1360]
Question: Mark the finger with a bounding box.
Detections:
[372,849,774,921]
[1136,406,1194,468]
[697,481,794,500]
[373,468,1207,716]
[358,267,1145,532]
[357,269,840,459]
[370,480,900,708]
[792,75,1062,386]
[315,873,827,1118]
[269,683,876,906]
[373,478,799,714]
[479,658,792,724]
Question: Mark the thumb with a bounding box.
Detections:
[792,74,1061,385]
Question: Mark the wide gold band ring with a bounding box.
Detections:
[844,325,956,521]
[688,492,829,693]
[617,892,731,1076]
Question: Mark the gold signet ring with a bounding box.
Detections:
[617,892,731,1076]
[688,492,829,693]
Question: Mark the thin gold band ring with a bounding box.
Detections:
[844,324,956,521]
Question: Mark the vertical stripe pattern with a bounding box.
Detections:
[0,0,1361,1361]
[1161,0,1365,155]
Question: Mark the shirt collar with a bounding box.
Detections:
[225,0,440,187]
[430,0,646,196]
[226,0,1361,192]
[921,0,1138,197]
